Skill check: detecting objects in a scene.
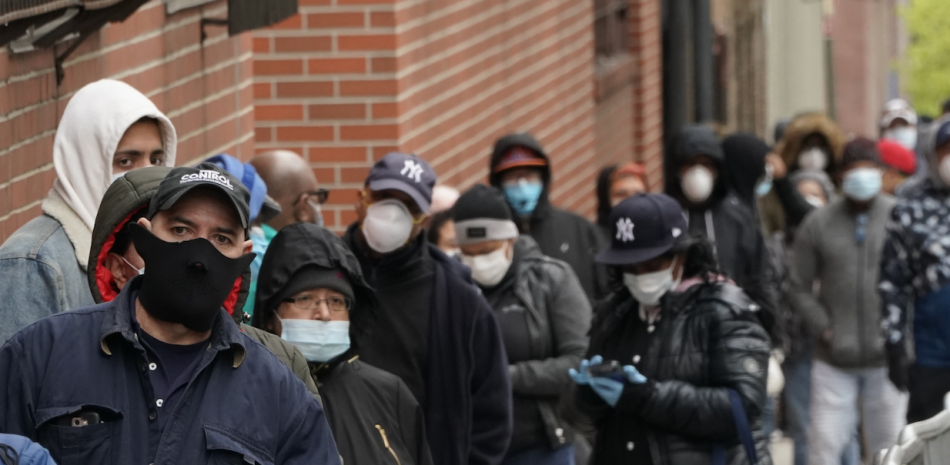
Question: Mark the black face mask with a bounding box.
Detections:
[130,224,255,332]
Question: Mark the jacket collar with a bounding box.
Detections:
[99,276,248,367]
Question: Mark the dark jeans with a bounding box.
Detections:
[907,364,950,423]
[501,445,575,465]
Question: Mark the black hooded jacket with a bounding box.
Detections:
[722,133,769,213]
[664,126,768,293]
[251,223,432,465]
[344,224,513,465]
[490,133,609,302]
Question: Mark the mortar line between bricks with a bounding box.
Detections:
[393,0,478,36]
[408,37,593,158]
[396,4,591,122]
[395,0,575,77]
[144,50,252,99]
[0,199,44,222]
[165,77,253,119]
[176,101,254,143]
[0,130,57,158]
[112,34,234,83]
[178,129,256,167]
[0,162,54,190]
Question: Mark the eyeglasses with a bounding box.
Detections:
[282,294,351,313]
[294,189,330,206]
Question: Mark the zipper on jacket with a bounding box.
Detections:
[375,424,402,465]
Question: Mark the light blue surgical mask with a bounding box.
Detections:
[120,256,144,275]
[307,199,325,228]
[503,179,543,217]
[279,317,350,363]
[755,179,773,198]
[884,127,917,151]
[111,173,125,184]
[842,167,882,202]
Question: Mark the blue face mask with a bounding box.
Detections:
[503,180,543,217]
[279,318,350,363]
[755,178,773,198]
[842,167,882,202]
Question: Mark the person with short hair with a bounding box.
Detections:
[0,164,340,464]
[454,184,591,465]
[0,79,176,344]
[791,138,906,463]
[572,193,771,464]
[344,152,512,465]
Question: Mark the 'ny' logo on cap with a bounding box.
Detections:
[616,218,635,242]
[401,160,424,183]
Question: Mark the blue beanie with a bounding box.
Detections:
[204,154,268,223]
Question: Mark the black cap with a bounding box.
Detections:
[596,193,687,265]
[148,163,250,229]
[936,120,950,150]
[366,152,437,213]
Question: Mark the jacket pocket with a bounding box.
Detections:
[205,426,274,465]
[35,404,122,465]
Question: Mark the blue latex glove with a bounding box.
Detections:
[624,365,647,384]
[571,356,649,407]
[569,355,604,385]
[589,376,625,406]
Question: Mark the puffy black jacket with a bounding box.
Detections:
[575,282,772,465]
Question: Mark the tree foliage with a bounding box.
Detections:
[903,0,950,117]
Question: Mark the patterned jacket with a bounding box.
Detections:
[879,178,950,365]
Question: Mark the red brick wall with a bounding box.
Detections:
[629,0,664,191]
[252,0,399,231]
[255,0,599,228]
[0,0,255,242]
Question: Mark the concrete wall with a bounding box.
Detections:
[765,0,827,142]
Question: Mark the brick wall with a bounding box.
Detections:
[0,0,255,242]
[255,0,600,228]
[628,0,664,191]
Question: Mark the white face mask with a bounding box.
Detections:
[461,243,512,287]
[121,255,145,276]
[279,318,351,363]
[623,258,682,306]
[884,127,917,151]
[681,165,715,203]
[111,173,125,184]
[361,199,414,254]
[940,157,950,186]
[798,148,829,171]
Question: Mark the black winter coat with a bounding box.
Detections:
[489,133,609,302]
[575,282,772,465]
[316,357,433,465]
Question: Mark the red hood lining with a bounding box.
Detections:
[94,208,243,315]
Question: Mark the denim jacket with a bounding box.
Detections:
[0,279,341,465]
[0,214,94,344]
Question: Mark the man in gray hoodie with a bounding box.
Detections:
[790,137,906,464]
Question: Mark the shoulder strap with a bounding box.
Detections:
[711,389,759,465]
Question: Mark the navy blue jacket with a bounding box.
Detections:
[0,279,340,465]
[425,247,514,464]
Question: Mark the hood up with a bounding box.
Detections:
[50,79,177,231]
[722,133,769,209]
[924,115,950,188]
[251,223,378,348]
[596,165,618,229]
[88,166,250,321]
[664,125,728,208]
[775,112,846,177]
[488,133,552,215]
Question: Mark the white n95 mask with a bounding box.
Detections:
[681,165,715,203]
[623,260,681,306]
[361,199,414,254]
[461,243,512,287]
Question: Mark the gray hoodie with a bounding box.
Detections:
[790,194,896,368]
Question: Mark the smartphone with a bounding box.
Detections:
[586,360,627,382]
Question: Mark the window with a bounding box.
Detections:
[594,0,629,61]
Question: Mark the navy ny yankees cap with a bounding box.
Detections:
[596,193,688,265]
[367,152,437,213]
[149,163,250,230]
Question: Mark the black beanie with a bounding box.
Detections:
[453,184,519,245]
[274,266,355,310]
[454,184,511,222]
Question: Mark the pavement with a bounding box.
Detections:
[771,437,794,465]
